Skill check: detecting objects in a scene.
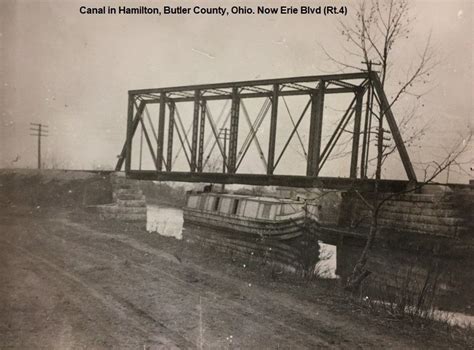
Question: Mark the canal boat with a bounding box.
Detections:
[183,192,309,240]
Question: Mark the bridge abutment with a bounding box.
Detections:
[307,186,474,247]
[86,172,147,227]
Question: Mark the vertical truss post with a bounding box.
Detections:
[197,100,206,172]
[191,90,200,172]
[221,128,228,173]
[267,84,279,175]
[166,101,175,171]
[157,93,167,171]
[125,94,135,173]
[228,87,240,173]
[306,82,325,176]
[360,85,372,178]
[350,88,364,178]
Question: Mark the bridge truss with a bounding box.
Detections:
[116,71,417,191]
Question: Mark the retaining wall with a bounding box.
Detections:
[343,189,473,243]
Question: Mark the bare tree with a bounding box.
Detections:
[319,2,474,293]
[345,133,472,292]
[322,0,438,176]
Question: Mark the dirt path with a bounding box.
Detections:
[0,207,467,349]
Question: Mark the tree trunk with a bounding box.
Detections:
[345,211,379,292]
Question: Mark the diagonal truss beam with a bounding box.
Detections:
[117,71,416,187]
[282,96,307,160]
[235,98,271,171]
[116,98,144,171]
[142,105,158,142]
[172,104,193,167]
[138,103,161,169]
[273,98,311,170]
[138,113,158,169]
[174,105,193,155]
[318,99,357,171]
[238,101,268,171]
[171,111,192,168]
[370,72,417,182]
[203,102,229,166]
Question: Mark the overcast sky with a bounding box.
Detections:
[1,0,472,183]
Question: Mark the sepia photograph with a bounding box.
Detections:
[1,0,473,348]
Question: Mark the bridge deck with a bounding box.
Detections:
[127,170,411,192]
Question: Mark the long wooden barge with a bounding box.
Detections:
[183,192,312,240]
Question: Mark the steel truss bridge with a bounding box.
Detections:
[116,71,417,192]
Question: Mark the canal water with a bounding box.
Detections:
[147,204,473,327]
[147,205,184,240]
[147,204,338,277]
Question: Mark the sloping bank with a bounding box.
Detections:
[0,169,113,208]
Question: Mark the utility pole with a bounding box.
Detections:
[361,60,384,181]
[218,127,229,174]
[30,123,48,169]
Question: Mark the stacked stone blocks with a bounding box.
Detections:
[88,173,147,224]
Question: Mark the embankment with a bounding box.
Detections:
[0,169,113,209]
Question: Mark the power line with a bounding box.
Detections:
[30,123,48,169]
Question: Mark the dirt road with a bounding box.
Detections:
[0,207,468,349]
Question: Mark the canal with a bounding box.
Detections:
[147,204,473,327]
